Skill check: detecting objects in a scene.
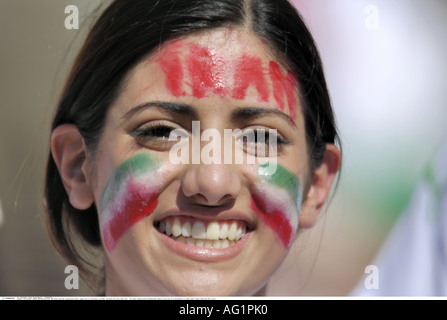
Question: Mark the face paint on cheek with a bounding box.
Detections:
[251,163,302,249]
[100,153,163,252]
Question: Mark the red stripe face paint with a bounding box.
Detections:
[100,153,162,252]
[268,61,298,120]
[186,43,230,98]
[154,37,299,122]
[232,54,270,103]
[158,42,186,98]
[251,194,293,249]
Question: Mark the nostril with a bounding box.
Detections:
[194,193,208,204]
[189,193,236,207]
[218,194,236,206]
[182,193,209,206]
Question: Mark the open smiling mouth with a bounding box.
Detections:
[155,217,250,249]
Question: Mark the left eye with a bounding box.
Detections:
[235,127,288,157]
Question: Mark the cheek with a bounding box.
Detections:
[252,163,303,249]
[99,153,163,252]
[101,176,160,253]
[251,195,294,249]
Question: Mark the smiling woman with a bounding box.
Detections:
[45,0,341,296]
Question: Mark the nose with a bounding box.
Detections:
[181,163,242,206]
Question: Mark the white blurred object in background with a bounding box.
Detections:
[352,142,447,296]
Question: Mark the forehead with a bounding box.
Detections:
[121,28,299,120]
[171,27,274,60]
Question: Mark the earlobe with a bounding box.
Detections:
[51,124,95,210]
[298,144,341,228]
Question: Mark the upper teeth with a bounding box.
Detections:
[158,217,247,241]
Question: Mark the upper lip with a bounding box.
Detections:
[153,207,257,231]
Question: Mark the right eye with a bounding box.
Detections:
[132,122,188,151]
[235,127,289,157]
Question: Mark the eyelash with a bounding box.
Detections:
[238,128,289,144]
[132,122,181,151]
[236,127,290,157]
[133,124,176,139]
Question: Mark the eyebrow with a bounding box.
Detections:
[122,101,197,120]
[231,107,296,127]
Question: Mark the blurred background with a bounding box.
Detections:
[1,0,446,296]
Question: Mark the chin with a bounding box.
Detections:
[154,266,255,296]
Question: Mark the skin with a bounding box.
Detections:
[51,27,341,296]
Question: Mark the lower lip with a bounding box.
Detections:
[157,228,252,263]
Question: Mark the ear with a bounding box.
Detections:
[298,144,341,228]
[51,124,95,210]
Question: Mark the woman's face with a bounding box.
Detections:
[89,28,310,296]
